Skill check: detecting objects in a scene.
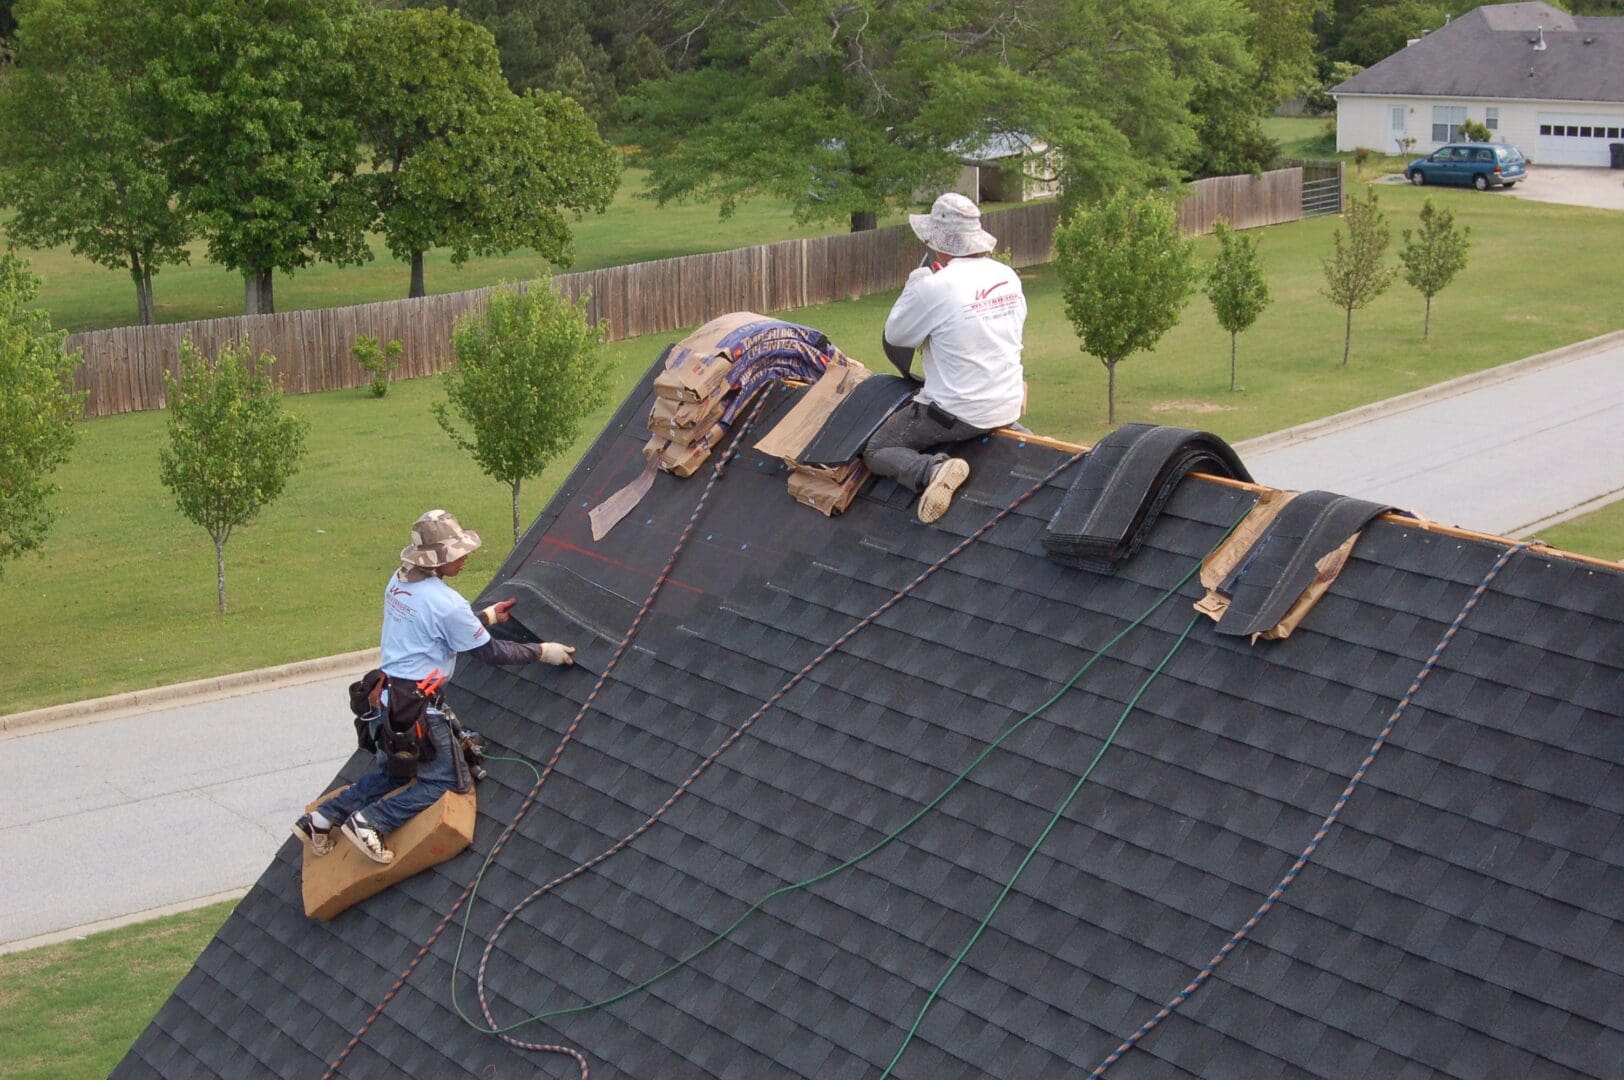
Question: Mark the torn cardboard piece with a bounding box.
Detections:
[590,455,659,541]
[301,786,475,921]
[755,355,871,463]
[788,462,869,516]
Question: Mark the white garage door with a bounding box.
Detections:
[1536,112,1624,166]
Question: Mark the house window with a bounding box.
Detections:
[1540,124,1553,135]
[1568,125,1579,136]
[1485,108,1499,132]
[1391,106,1406,132]
[1581,126,1593,138]
[1432,105,1466,142]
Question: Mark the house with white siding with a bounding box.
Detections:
[1332,2,1624,167]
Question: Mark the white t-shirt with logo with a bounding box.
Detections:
[379,572,489,681]
[883,257,1026,429]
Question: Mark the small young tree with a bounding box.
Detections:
[1458,118,1492,143]
[159,340,308,613]
[1204,220,1272,392]
[435,282,612,543]
[1398,198,1471,341]
[0,252,84,578]
[1321,188,1397,367]
[351,335,403,398]
[1054,188,1197,423]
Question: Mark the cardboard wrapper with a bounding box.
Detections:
[645,424,727,478]
[787,462,868,516]
[649,393,728,444]
[653,349,733,403]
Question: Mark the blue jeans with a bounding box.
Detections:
[318,705,471,835]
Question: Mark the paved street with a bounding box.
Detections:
[2,334,1620,950]
[1238,337,1624,536]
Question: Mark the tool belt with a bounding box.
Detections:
[347,669,441,780]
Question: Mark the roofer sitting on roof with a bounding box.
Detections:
[866,192,1027,524]
[291,510,576,865]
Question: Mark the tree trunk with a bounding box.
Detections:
[1423,295,1432,340]
[1230,332,1238,392]
[129,253,155,325]
[1106,360,1118,424]
[410,251,426,299]
[1341,306,1353,367]
[511,479,522,545]
[244,273,257,315]
[259,268,275,315]
[213,533,228,613]
[849,210,877,232]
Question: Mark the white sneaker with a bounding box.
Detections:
[292,814,335,857]
[918,458,970,524]
[341,814,394,864]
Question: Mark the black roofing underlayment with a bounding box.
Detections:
[120,362,1624,1079]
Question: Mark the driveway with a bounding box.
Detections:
[1504,165,1624,211]
[1378,164,1624,210]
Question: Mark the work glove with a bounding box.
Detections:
[480,598,517,625]
[538,642,576,666]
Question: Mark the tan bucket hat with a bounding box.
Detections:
[909,192,998,257]
[400,509,482,568]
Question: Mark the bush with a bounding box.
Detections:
[1353,147,1373,166]
[1459,119,1492,143]
[351,335,402,398]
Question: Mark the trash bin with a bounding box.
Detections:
[1611,142,1624,169]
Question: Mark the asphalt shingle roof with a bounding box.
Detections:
[1333,2,1624,104]
[117,364,1624,1078]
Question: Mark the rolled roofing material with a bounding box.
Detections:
[1044,424,1252,572]
[1215,490,1395,638]
[796,375,917,467]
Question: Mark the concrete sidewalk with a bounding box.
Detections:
[3,332,1620,951]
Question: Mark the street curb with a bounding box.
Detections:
[0,888,250,957]
[0,648,380,738]
[1234,329,1624,457]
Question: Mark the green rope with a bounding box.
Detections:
[450,556,1214,1037]
[879,612,1203,1078]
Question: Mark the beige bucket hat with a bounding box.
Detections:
[400,509,482,568]
[909,192,998,257]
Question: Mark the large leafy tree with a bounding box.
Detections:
[435,282,613,543]
[354,7,619,299]
[622,0,1004,232]
[143,0,371,315]
[1054,189,1197,424]
[0,0,194,325]
[159,339,308,612]
[0,252,83,578]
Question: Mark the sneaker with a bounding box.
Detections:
[918,458,970,524]
[341,813,394,864]
[291,814,335,857]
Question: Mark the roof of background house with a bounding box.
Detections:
[1333,2,1624,104]
[117,357,1623,1079]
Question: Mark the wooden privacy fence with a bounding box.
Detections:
[66,165,1330,418]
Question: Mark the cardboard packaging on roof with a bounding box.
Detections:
[754,355,870,463]
[645,424,727,478]
[300,786,475,921]
[649,394,728,444]
[788,460,868,516]
[653,349,733,403]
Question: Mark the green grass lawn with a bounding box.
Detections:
[0,901,234,1080]
[6,165,901,333]
[2,182,1620,714]
[1536,500,1624,564]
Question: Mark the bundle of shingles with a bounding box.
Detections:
[754,354,877,516]
[643,348,734,478]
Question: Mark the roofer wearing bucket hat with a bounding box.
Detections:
[865,192,1027,524]
[291,509,577,865]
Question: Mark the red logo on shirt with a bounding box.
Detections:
[388,585,413,598]
[974,281,1009,301]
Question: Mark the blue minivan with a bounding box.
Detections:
[1405,143,1527,190]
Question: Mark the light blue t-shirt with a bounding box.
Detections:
[379,572,489,681]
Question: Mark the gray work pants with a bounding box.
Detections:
[862,400,990,492]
